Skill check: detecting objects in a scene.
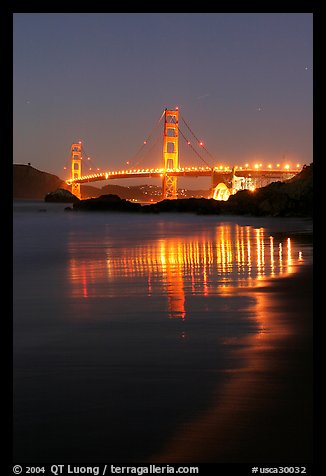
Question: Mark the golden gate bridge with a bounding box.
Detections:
[66,107,301,200]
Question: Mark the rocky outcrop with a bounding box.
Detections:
[73,194,142,212]
[223,163,313,217]
[142,198,222,214]
[140,164,312,217]
[44,188,80,203]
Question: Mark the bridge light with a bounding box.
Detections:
[199,141,204,146]
[277,163,280,167]
[87,157,91,160]
[254,164,259,169]
[284,164,290,169]
[245,163,249,168]
[268,164,272,168]
[296,163,300,168]
[187,141,191,145]
[143,140,147,144]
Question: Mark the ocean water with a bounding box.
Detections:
[13,200,313,463]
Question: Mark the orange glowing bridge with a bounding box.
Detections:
[66,107,302,201]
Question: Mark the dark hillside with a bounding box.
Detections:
[13,164,101,199]
[13,164,68,199]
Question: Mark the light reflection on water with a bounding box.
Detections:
[13,207,313,462]
[68,223,306,320]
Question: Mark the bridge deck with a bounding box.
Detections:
[67,168,298,185]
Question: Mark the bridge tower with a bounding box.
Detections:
[71,142,82,199]
[162,108,179,199]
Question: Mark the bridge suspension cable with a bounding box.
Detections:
[169,115,213,168]
[178,125,212,168]
[180,115,216,165]
[80,142,102,173]
[125,109,165,168]
[133,131,162,168]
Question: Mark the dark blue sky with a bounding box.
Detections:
[13,13,313,188]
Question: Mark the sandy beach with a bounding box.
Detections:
[149,264,313,464]
[13,208,313,464]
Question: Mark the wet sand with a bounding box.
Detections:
[13,208,313,464]
[149,264,313,464]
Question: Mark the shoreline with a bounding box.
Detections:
[13,206,313,464]
[148,263,313,464]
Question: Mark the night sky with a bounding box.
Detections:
[13,13,313,188]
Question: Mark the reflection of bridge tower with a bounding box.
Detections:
[159,240,186,319]
[166,265,186,319]
[162,108,179,199]
[71,143,82,199]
